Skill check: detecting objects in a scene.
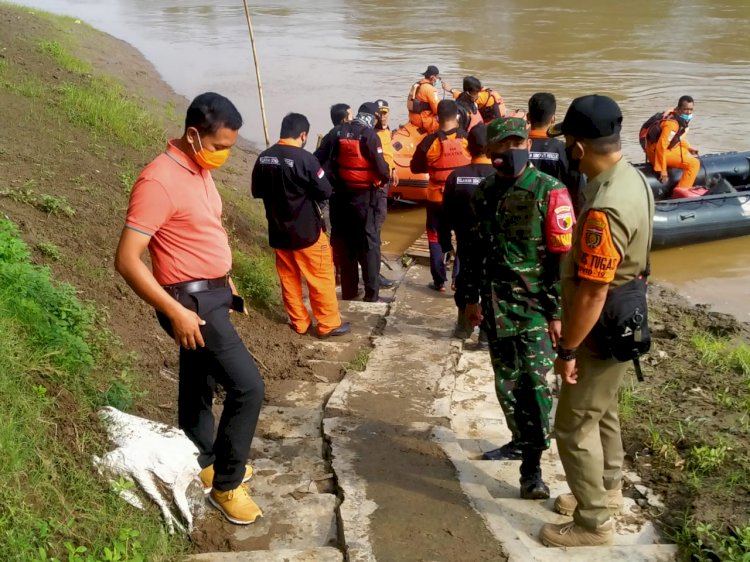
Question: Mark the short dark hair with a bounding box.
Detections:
[678,95,694,108]
[462,76,482,93]
[583,132,621,155]
[185,92,242,135]
[280,113,310,138]
[467,123,487,157]
[437,99,458,122]
[528,92,556,127]
[330,103,350,126]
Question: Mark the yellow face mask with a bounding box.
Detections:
[190,130,231,170]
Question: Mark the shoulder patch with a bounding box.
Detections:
[316,168,325,179]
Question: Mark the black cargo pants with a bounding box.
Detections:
[157,286,264,491]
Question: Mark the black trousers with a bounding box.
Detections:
[331,188,381,301]
[426,202,447,286]
[374,185,388,231]
[157,287,264,491]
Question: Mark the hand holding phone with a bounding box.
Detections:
[231,294,249,316]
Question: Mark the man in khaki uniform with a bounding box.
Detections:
[539,95,654,547]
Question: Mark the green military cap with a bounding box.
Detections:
[487,117,528,144]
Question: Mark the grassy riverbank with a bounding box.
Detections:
[621,286,750,561]
[0,3,285,559]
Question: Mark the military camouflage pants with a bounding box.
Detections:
[488,329,553,450]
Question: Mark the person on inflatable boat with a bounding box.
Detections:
[407,65,450,133]
[451,76,485,132]
[645,95,699,189]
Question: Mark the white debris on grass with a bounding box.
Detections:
[92,407,204,534]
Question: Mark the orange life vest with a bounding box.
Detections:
[478,88,506,122]
[407,80,433,114]
[427,131,471,203]
[337,136,380,189]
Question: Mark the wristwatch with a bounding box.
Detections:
[556,343,577,361]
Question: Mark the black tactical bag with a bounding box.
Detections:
[591,276,650,381]
[590,174,653,382]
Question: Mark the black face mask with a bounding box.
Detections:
[565,144,581,174]
[491,148,530,177]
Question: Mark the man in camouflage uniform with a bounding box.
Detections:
[459,117,575,498]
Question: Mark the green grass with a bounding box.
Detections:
[349,347,371,372]
[0,218,187,560]
[675,521,750,562]
[118,162,140,193]
[39,194,75,217]
[691,333,750,376]
[0,188,75,217]
[56,78,164,150]
[3,75,45,97]
[36,241,62,261]
[232,248,281,310]
[618,380,646,422]
[37,39,91,75]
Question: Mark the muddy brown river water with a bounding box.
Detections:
[19,0,750,317]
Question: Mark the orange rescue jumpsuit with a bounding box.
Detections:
[408,79,440,133]
[648,118,699,188]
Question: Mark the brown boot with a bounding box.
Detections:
[540,519,614,547]
[554,489,624,516]
[208,485,262,525]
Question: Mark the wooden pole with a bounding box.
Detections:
[242,1,270,147]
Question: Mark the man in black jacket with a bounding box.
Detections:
[439,124,494,338]
[317,102,391,303]
[528,93,583,212]
[251,112,350,337]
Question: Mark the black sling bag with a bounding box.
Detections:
[590,175,653,382]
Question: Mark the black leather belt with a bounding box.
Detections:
[163,275,229,299]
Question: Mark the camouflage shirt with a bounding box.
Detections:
[459,165,572,337]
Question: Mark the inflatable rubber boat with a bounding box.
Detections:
[636,151,750,198]
[635,151,750,248]
[389,123,429,201]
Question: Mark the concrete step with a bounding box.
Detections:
[185,546,344,562]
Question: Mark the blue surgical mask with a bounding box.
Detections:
[433,79,442,90]
[681,113,693,122]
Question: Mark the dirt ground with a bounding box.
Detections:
[621,284,750,542]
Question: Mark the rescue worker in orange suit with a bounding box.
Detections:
[528,92,584,213]
[411,99,471,292]
[374,99,396,288]
[451,76,485,132]
[646,95,699,188]
[439,123,494,339]
[251,113,351,338]
[319,102,392,303]
[408,65,450,133]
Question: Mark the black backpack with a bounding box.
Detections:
[638,111,686,152]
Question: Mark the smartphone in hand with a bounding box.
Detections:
[231,294,248,315]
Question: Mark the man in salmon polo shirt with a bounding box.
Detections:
[115,92,264,526]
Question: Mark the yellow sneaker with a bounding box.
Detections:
[199,464,253,494]
[540,519,614,547]
[208,485,263,525]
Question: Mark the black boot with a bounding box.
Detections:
[519,448,550,500]
[482,440,523,461]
